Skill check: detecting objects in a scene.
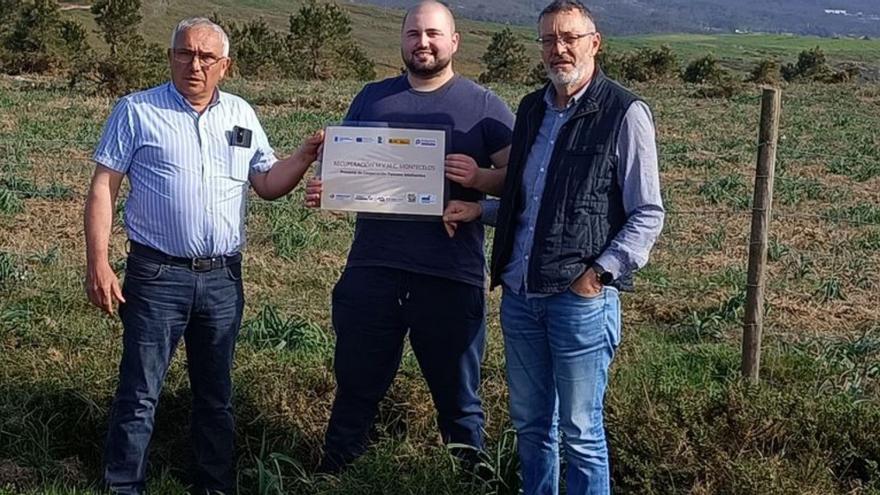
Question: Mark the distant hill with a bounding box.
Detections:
[353,0,880,37]
[59,0,880,79]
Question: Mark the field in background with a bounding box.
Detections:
[59,0,880,79]
[0,73,878,494]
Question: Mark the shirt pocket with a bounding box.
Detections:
[225,146,252,182]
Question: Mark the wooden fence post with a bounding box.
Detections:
[742,87,781,383]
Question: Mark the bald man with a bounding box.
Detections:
[305,1,514,473]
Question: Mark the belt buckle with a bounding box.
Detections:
[191,257,213,272]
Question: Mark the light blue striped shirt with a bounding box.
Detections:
[93,82,277,258]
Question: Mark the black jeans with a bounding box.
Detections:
[103,251,244,494]
[321,266,486,471]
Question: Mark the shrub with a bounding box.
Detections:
[628,45,679,82]
[780,46,857,83]
[782,46,828,81]
[526,60,548,86]
[479,27,529,84]
[227,18,286,79]
[598,45,678,83]
[683,54,725,84]
[92,41,166,96]
[746,58,782,85]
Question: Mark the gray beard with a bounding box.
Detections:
[547,65,583,87]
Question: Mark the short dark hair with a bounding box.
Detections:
[538,0,596,27]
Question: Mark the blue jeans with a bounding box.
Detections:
[103,251,244,494]
[500,286,621,495]
[321,267,486,472]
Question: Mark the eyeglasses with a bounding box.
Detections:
[171,49,225,69]
[536,32,596,50]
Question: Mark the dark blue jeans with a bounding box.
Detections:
[321,267,486,471]
[103,251,244,494]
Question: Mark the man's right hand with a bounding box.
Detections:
[442,200,482,237]
[304,177,322,208]
[86,261,125,315]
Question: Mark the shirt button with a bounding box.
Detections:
[525,255,530,259]
[529,227,534,232]
[539,168,545,173]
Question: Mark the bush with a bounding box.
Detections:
[227,18,287,79]
[526,60,547,86]
[746,58,782,85]
[682,54,726,84]
[599,45,678,83]
[92,41,166,96]
[479,27,529,84]
[780,46,858,84]
[782,45,829,81]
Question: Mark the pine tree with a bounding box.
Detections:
[286,0,375,80]
[479,27,529,84]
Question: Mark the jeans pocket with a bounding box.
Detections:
[567,286,605,301]
[124,255,165,281]
[225,263,242,281]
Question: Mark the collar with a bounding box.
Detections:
[167,81,222,113]
[544,77,591,112]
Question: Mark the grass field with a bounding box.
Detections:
[58,0,880,79]
[0,71,878,494]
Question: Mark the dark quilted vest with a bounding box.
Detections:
[491,69,641,293]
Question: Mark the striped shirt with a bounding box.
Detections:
[93,82,277,258]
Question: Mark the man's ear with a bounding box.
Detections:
[220,58,233,80]
[451,31,461,55]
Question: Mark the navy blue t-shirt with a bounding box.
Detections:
[343,75,514,287]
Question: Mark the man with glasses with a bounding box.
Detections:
[304,0,514,474]
[84,17,321,494]
[444,1,664,493]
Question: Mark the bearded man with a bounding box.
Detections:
[304,0,514,473]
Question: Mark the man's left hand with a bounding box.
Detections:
[570,267,604,298]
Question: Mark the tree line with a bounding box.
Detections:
[0,0,863,97]
[0,0,376,95]
[480,27,862,94]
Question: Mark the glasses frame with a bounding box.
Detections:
[171,49,226,70]
[536,32,597,50]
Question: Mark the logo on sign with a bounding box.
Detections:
[414,138,437,148]
[389,138,411,145]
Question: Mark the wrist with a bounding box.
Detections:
[592,263,614,285]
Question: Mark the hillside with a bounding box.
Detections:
[58,0,880,80]
[356,0,880,37]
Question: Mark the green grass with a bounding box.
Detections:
[2,66,880,493]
